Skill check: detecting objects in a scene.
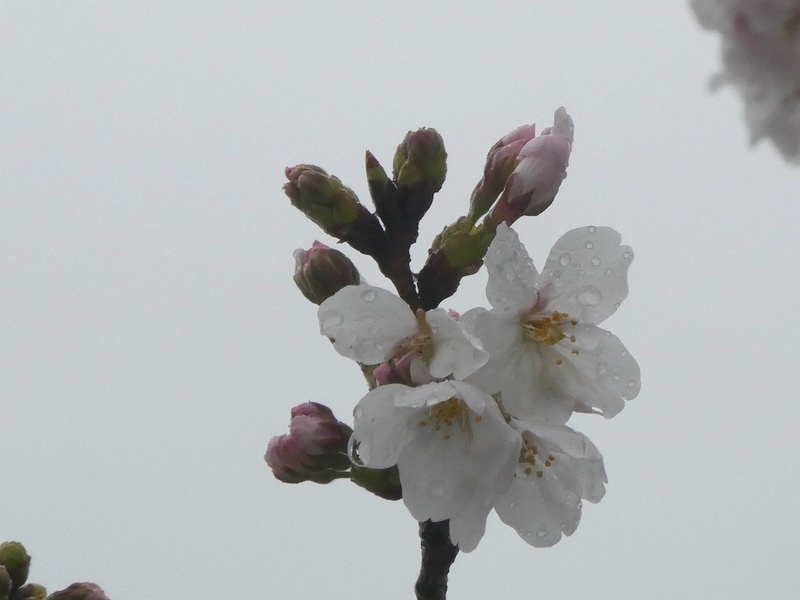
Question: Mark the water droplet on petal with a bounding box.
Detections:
[536,529,547,538]
[620,349,628,357]
[508,501,516,509]
[623,251,632,260]
[627,380,636,388]
[605,268,613,275]
[577,290,601,306]
[361,289,377,302]
[597,363,607,376]
[591,257,601,266]
[588,226,596,234]
[559,253,570,266]
[585,241,594,249]
[348,436,365,467]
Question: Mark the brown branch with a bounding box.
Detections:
[414,520,459,600]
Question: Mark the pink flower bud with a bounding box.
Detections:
[265,434,312,483]
[468,124,537,221]
[490,107,574,225]
[289,410,352,456]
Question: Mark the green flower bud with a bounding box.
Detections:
[0,542,30,592]
[392,128,447,222]
[15,582,46,599]
[393,128,447,193]
[283,165,362,238]
[293,241,361,305]
[0,565,11,600]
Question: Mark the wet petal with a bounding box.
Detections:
[539,226,633,325]
[484,223,539,315]
[318,284,417,364]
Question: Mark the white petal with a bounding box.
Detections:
[462,308,522,395]
[397,392,520,534]
[539,226,633,325]
[484,223,539,315]
[425,309,489,380]
[352,384,416,468]
[498,349,575,425]
[494,472,582,548]
[318,284,417,364]
[547,324,640,418]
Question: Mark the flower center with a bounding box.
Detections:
[521,310,577,344]
[518,437,556,479]
[418,397,483,441]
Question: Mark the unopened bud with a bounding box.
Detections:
[489,107,573,226]
[15,582,46,599]
[283,165,362,238]
[47,583,109,600]
[265,403,353,484]
[0,542,30,592]
[392,128,447,221]
[468,124,537,222]
[289,402,353,455]
[293,241,361,305]
[0,566,11,600]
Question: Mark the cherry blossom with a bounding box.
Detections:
[464,224,640,423]
[351,380,521,552]
[494,418,607,547]
[318,283,487,381]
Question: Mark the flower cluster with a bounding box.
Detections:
[692,0,800,162]
[270,107,640,557]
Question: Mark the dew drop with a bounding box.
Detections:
[623,251,632,260]
[591,256,601,266]
[588,226,596,234]
[585,241,594,249]
[361,289,377,302]
[605,268,613,276]
[536,529,547,538]
[597,363,607,376]
[321,313,343,329]
[612,374,620,381]
[525,531,533,538]
[559,253,570,266]
[348,436,365,467]
[577,290,601,306]
[627,380,636,388]
[620,349,628,357]
[508,501,516,509]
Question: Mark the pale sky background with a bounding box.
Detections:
[2,2,799,598]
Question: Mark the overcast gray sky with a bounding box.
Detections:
[2,2,799,598]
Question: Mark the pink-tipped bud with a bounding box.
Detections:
[468,124,537,221]
[372,352,420,387]
[47,582,109,600]
[490,107,574,225]
[293,241,361,305]
[289,402,352,456]
[265,434,313,483]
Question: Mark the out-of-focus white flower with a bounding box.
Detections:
[351,380,521,552]
[494,418,607,547]
[489,107,574,225]
[318,284,487,381]
[464,224,640,424]
[692,0,800,162]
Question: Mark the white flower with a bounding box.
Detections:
[494,418,607,547]
[352,380,521,552]
[318,284,488,381]
[464,224,640,423]
[692,0,800,162]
